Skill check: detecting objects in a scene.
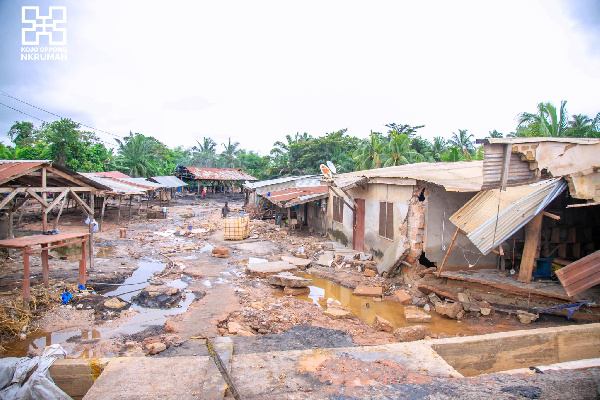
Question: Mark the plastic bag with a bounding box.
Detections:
[0,345,71,400]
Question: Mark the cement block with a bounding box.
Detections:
[353,286,383,297]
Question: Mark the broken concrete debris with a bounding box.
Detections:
[246,261,297,277]
[145,342,167,355]
[373,315,394,332]
[352,286,383,297]
[435,301,464,320]
[517,311,539,324]
[132,285,182,309]
[404,306,432,323]
[104,297,127,310]
[393,325,432,342]
[283,287,310,295]
[393,290,413,305]
[268,272,312,288]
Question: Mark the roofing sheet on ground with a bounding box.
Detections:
[450,178,567,255]
[338,161,483,192]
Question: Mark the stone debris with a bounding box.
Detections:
[404,306,431,323]
[132,285,182,309]
[212,247,229,258]
[268,272,312,288]
[145,342,167,355]
[246,261,297,277]
[280,255,311,267]
[517,311,538,324]
[393,325,432,342]
[393,290,413,305]
[435,301,463,319]
[373,315,394,332]
[227,321,242,334]
[364,269,377,277]
[458,292,471,311]
[480,307,492,316]
[324,306,354,320]
[352,286,383,297]
[104,297,127,309]
[283,287,310,296]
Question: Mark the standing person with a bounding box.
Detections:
[221,202,230,218]
[202,188,206,199]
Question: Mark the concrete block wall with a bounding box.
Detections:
[406,183,428,265]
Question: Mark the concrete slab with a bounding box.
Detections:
[83,356,210,400]
[313,252,335,267]
[352,286,383,297]
[268,272,312,287]
[281,255,312,267]
[246,261,297,277]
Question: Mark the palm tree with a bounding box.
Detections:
[191,137,217,167]
[220,137,240,168]
[382,132,423,167]
[431,137,447,161]
[566,113,600,138]
[115,132,158,177]
[517,101,568,137]
[488,130,503,138]
[448,129,475,160]
[353,131,384,170]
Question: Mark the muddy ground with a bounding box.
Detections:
[0,193,598,398]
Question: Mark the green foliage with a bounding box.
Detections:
[237,150,272,180]
[219,138,241,168]
[115,132,161,177]
[517,101,568,137]
[448,129,475,160]
[8,121,36,147]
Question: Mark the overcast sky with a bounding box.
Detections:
[1,0,599,155]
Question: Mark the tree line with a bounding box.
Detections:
[3,100,598,181]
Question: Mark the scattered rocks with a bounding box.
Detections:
[145,342,166,355]
[294,253,308,259]
[480,307,492,316]
[104,297,127,309]
[283,287,310,296]
[458,292,471,311]
[373,315,394,332]
[517,311,538,324]
[228,321,242,334]
[393,290,413,305]
[324,306,354,320]
[132,285,182,309]
[435,301,463,319]
[364,269,377,277]
[212,247,229,258]
[393,325,431,342]
[404,306,431,323]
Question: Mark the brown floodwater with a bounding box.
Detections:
[284,273,480,336]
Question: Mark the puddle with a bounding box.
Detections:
[154,229,176,237]
[96,246,117,258]
[102,260,164,301]
[285,274,479,336]
[52,243,89,261]
[199,243,214,253]
[3,261,196,358]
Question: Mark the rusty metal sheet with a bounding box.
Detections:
[262,186,328,207]
[180,167,257,181]
[555,250,600,297]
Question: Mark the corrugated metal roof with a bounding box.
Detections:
[0,161,111,190]
[262,186,328,207]
[339,161,483,192]
[481,144,538,190]
[150,176,187,188]
[80,173,148,195]
[178,167,257,181]
[478,138,600,145]
[450,178,567,255]
[119,178,162,190]
[244,175,316,190]
[555,249,600,297]
[95,171,132,179]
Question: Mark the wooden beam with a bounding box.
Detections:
[69,191,93,215]
[542,211,561,220]
[437,227,461,277]
[52,195,68,231]
[0,187,92,193]
[44,188,70,214]
[499,143,512,191]
[0,188,24,210]
[45,166,92,188]
[328,184,356,211]
[26,188,49,208]
[42,167,47,232]
[100,196,107,232]
[518,212,544,283]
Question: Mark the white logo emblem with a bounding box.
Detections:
[22,6,67,46]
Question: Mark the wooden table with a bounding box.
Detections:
[0,232,90,305]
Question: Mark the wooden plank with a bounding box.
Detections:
[436,228,460,277]
[0,232,90,248]
[555,250,600,297]
[518,212,543,283]
[69,191,93,215]
[25,189,49,208]
[542,211,561,220]
[22,248,30,307]
[499,143,511,191]
[0,188,24,210]
[44,188,70,214]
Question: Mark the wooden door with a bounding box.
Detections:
[353,198,365,252]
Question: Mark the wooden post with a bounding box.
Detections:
[100,197,107,232]
[79,239,87,287]
[41,243,50,288]
[52,196,67,231]
[41,167,47,232]
[88,192,94,271]
[518,213,544,283]
[137,195,142,215]
[117,195,122,224]
[437,227,460,277]
[287,208,292,235]
[128,196,133,220]
[22,247,30,307]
